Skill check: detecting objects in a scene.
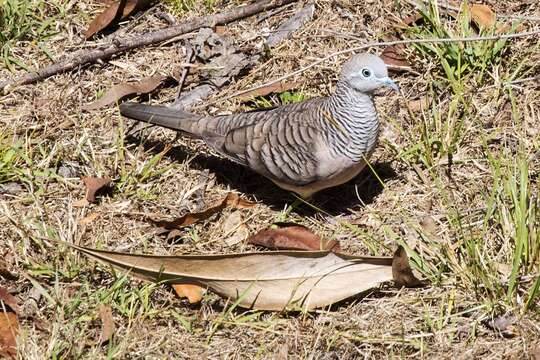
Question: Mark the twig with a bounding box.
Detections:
[175,45,195,100]
[223,29,540,102]
[0,0,297,92]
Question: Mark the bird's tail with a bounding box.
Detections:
[119,102,203,135]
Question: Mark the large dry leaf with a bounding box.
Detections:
[85,0,153,39]
[248,224,340,251]
[83,75,168,110]
[66,243,419,311]
[151,193,255,230]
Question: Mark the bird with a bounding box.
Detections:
[119,53,398,199]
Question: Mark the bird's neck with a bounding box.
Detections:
[324,82,380,161]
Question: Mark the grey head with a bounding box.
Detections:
[339,53,398,93]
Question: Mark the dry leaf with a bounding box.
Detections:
[151,193,255,231]
[236,81,299,101]
[66,242,419,311]
[531,343,540,360]
[0,312,18,358]
[172,284,204,304]
[222,211,249,246]
[248,224,340,252]
[79,212,100,226]
[380,44,410,70]
[85,0,153,39]
[0,288,19,314]
[0,287,19,358]
[392,247,423,287]
[470,4,495,29]
[82,177,112,203]
[82,75,168,110]
[98,305,115,344]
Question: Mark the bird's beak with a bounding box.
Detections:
[380,77,399,92]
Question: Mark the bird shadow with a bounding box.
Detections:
[125,133,397,216]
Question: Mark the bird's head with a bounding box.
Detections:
[340,53,398,93]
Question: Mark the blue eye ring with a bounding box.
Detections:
[361,68,372,78]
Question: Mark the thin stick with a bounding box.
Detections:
[224,29,540,101]
[0,0,297,91]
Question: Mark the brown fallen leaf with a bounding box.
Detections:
[0,288,19,314]
[172,284,204,304]
[98,304,115,344]
[392,247,423,287]
[151,192,255,231]
[222,211,249,246]
[248,223,340,252]
[0,287,20,358]
[0,312,18,358]
[82,177,112,203]
[85,0,154,39]
[236,81,299,101]
[469,4,495,29]
[65,241,419,311]
[82,75,168,110]
[380,44,411,70]
[531,343,540,360]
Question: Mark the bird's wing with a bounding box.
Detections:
[203,103,326,186]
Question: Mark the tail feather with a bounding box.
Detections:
[119,102,201,134]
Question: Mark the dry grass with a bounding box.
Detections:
[1,0,540,358]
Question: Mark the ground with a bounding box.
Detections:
[1,0,539,358]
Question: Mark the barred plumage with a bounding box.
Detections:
[119,53,397,198]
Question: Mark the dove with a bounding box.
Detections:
[120,53,398,198]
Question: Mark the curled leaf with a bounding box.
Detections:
[82,177,112,203]
[172,284,204,304]
[470,4,495,29]
[392,247,423,287]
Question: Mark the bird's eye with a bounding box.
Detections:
[361,68,372,78]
